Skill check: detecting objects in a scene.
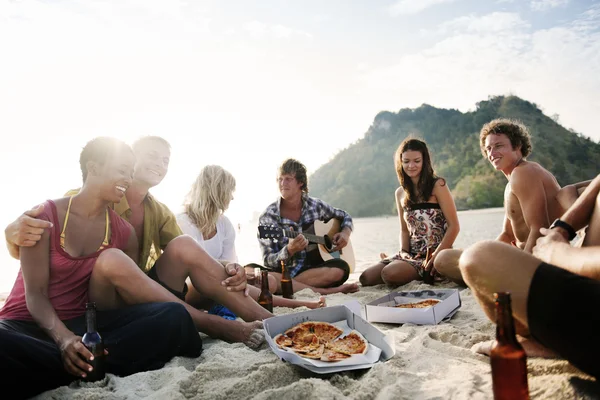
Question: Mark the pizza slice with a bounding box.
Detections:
[312,321,343,344]
[290,333,320,353]
[394,299,440,309]
[320,348,351,362]
[295,344,325,359]
[274,333,293,349]
[328,330,369,355]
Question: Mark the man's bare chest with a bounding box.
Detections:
[128,206,145,242]
[504,184,523,222]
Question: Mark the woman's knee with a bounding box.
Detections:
[359,264,382,286]
[94,248,132,276]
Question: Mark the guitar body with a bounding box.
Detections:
[257,219,356,273]
[303,219,356,273]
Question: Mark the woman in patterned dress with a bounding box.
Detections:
[359,137,460,286]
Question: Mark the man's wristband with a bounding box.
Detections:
[549,219,576,241]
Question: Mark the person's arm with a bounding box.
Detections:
[220,216,238,264]
[20,222,94,378]
[428,180,460,265]
[4,204,54,259]
[257,210,291,269]
[124,224,140,266]
[555,174,600,236]
[496,214,516,244]
[316,198,353,250]
[511,167,551,253]
[556,179,593,213]
[395,187,410,255]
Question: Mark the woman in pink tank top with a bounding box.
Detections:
[0,137,202,399]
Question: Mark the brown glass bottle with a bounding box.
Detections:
[280,260,294,299]
[81,302,106,382]
[422,247,434,284]
[257,270,273,312]
[490,292,529,400]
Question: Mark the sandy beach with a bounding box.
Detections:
[3,279,595,400]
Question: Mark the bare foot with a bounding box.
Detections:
[471,337,560,359]
[303,296,327,309]
[223,320,265,349]
[380,252,388,260]
[318,282,360,295]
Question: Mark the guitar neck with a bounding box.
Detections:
[284,229,326,245]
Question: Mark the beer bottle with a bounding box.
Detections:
[490,292,529,400]
[280,260,294,299]
[422,247,434,284]
[81,302,106,382]
[257,270,273,312]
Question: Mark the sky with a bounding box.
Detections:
[1,0,599,292]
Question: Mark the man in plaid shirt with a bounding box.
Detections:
[258,158,355,289]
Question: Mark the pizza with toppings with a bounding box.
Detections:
[394,299,440,308]
[274,321,368,362]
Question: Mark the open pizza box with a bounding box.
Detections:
[263,300,395,374]
[365,289,461,325]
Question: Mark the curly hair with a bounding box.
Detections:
[394,137,441,207]
[479,118,532,158]
[278,158,309,194]
[184,165,236,237]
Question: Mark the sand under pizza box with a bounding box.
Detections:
[263,301,395,374]
[365,289,461,325]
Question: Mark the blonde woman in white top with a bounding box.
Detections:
[178,165,325,311]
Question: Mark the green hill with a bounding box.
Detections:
[309,95,600,216]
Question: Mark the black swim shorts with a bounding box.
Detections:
[147,266,188,301]
[527,262,600,379]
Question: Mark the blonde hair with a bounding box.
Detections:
[184,165,236,237]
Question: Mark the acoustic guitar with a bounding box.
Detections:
[257,219,356,273]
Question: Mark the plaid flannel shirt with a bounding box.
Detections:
[257,194,353,277]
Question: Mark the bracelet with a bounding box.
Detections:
[549,219,576,241]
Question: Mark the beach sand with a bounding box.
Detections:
[2,281,597,400]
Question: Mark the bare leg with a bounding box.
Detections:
[434,249,465,285]
[89,248,265,348]
[265,271,359,295]
[153,235,272,322]
[293,267,345,288]
[582,187,600,246]
[380,260,420,286]
[359,262,386,286]
[459,240,539,335]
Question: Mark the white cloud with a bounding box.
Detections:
[531,0,570,11]
[389,0,458,16]
[437,12,530,34]
[242,20,312,39]
[359,8,600,141]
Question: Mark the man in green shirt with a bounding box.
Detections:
[5,136,270,348]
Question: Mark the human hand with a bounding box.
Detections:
[332,231,349,251]
[222,263,249,296]
[287,234,308,255]
[533,227,569,264]
[59,335,95,378]
[6,204,53,247]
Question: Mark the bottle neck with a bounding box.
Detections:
[86,307,97,333]
[281,261,290,279]
[495,299,518,344]
[261,271,270,291]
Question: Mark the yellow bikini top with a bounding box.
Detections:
[60,196,110,252]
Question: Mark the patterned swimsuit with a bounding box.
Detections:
[383,202,448,277]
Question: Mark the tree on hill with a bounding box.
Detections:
[309,95,600,217]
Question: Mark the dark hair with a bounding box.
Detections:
[279,158,308,194]
[80,137,133,182]
[132,135,171,155]
[479,118,532,158]
[394,137,441,207]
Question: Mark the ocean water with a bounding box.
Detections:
[237,207,506,280]
[0,208,505,295]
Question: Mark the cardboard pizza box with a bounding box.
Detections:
[263,300,395,374]
[365,289,461,325]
